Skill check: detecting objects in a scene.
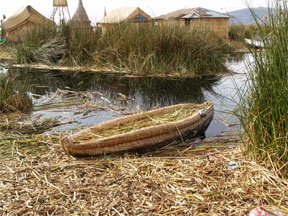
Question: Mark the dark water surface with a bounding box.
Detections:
[7,53,251,138]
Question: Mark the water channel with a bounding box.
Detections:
[1,53,252,140]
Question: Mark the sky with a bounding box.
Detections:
[0,0,269,24]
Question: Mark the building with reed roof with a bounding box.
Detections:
[156,7,230,38]
[98,7,152,30]
[71,0,91,27]
[2,6,55,42]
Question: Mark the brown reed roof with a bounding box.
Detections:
[157,8,197,20]
[72,0,91,24]
[99,7,152,24]
[157,7,230,20]
[2,5,54,32]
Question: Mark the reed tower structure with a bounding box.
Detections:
[51,0,71,22]
[71,0,91,27]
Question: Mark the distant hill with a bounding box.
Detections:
[227,7,269,25]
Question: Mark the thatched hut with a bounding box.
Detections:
[98,7,152,31]
[71,0,91,27]
[156,8,230,38]
[2,6,56,42]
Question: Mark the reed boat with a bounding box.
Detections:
[244,38,265,49]
[61,101,214,156]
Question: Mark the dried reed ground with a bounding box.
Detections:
[1,134,288,216]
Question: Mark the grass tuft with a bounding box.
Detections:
[0,74,32,113]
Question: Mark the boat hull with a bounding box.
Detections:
[61,102,214,156]
[244,38,264,49]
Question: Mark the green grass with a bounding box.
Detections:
[236,1,288,177]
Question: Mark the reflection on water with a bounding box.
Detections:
[9,53,249,137]
[226,52,246,64]
[12,70,219,107]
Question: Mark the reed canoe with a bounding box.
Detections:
[244,38,265,49]
[61,101,214,156]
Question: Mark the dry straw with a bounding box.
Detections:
[1,132,288,215]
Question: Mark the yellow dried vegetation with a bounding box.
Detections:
[1,132,288,215]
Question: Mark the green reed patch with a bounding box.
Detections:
[0,74,32,113]
[92,23,230,75]
[236,1,288,178]
[15,22,230,76]
[229,24,247,42]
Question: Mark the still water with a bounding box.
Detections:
[7,53,251,138]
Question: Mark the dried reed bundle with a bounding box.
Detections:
[0,112,62,134]
[33,36,66,65]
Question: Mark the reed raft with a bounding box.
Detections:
[61,102,214,156]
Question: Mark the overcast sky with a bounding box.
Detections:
[0,0,269,24]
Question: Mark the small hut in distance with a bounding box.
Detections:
[71,0,91,27]
[98,7,152,31]
[156,8,230,38]
[2,5,56,42]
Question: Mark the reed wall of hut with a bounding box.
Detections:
[191,18,229,38]
[2,6,56,42]
[158,18,229,38]
[156,8,230,38]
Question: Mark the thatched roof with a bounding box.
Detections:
[2,6,55,32]
[157,7,230,20]
[99,7,152,24]
[53,0,68,7]
[71,0,91,24]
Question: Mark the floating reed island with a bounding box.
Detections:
[2,129,288,215]
[61,102,214,156]
[10,21,231,77]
